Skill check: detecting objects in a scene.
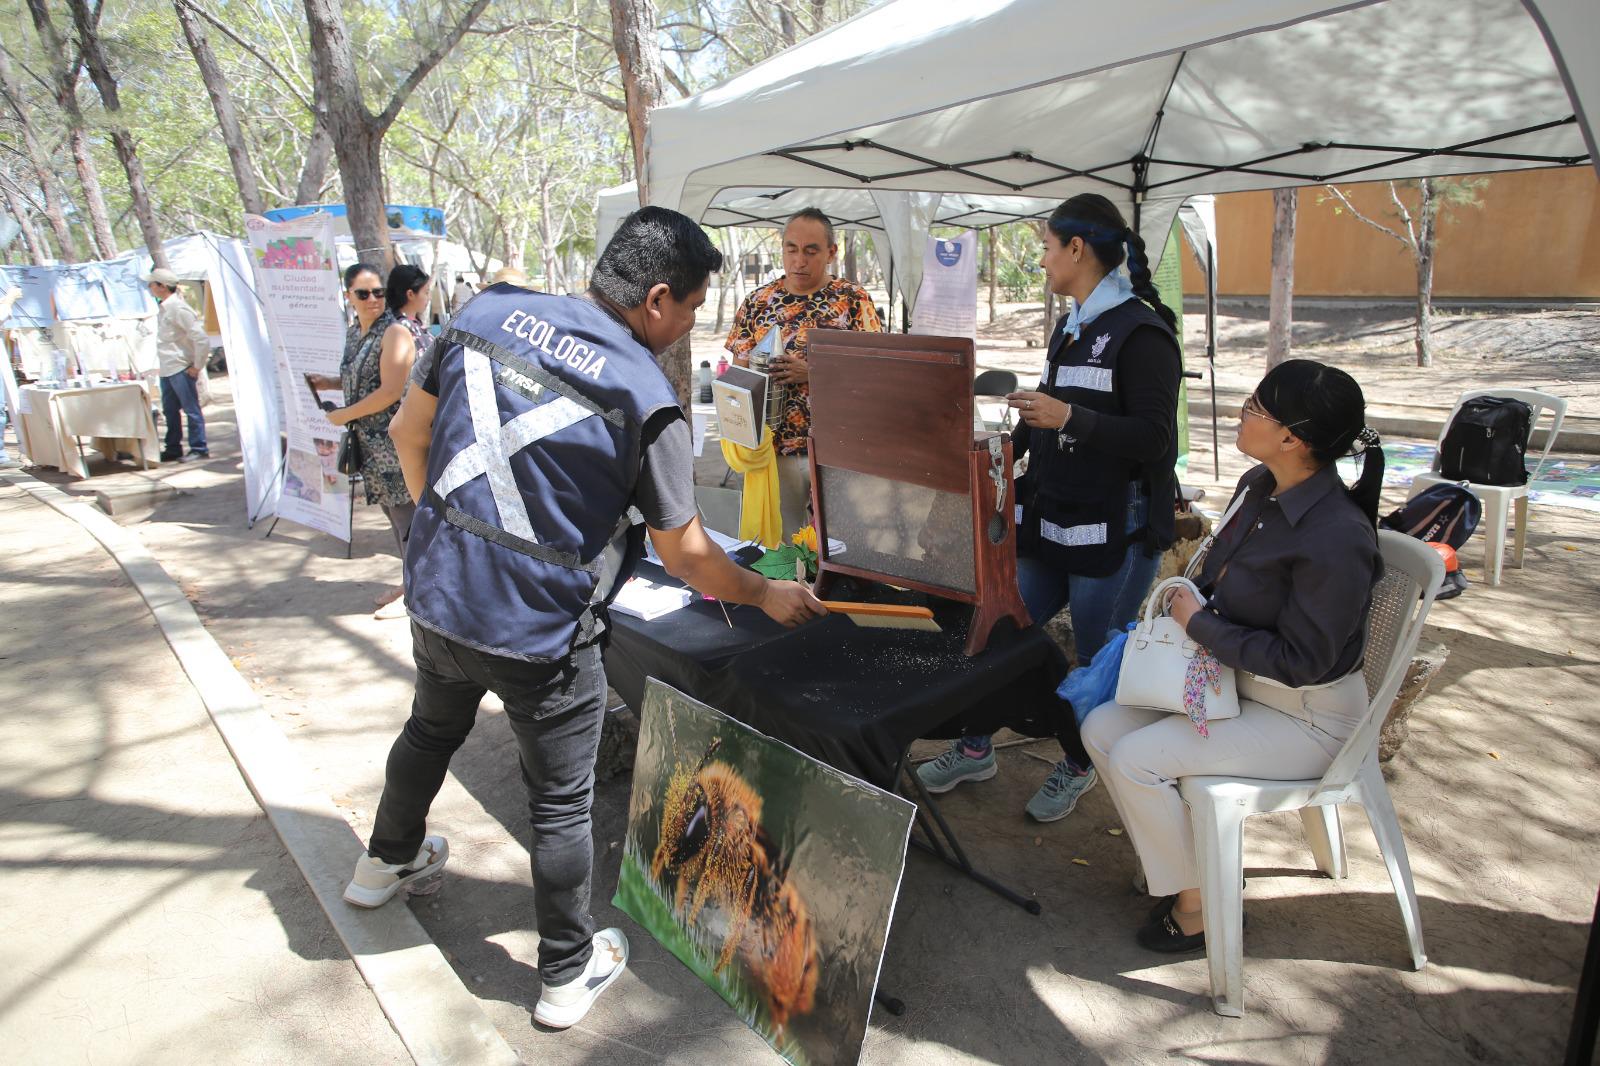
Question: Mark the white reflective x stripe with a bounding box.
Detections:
[1039,519,1108,547]
[433,348,595,541]
[1054,365,1114,392]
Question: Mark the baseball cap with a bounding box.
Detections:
[144,267,180,287]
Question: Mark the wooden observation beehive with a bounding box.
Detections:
[805,330,1031,656]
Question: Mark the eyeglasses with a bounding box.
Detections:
[1241,393,1308,430]
[350,288,383,301]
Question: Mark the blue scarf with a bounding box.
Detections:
[1062,269,1134,342]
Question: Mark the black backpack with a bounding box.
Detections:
[1439,396,1533,485]
[1380,483,1481,550]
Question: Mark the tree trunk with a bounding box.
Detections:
[303,0,488,267]
[0,47,78,260]
[1,181,50,265]
[69,0,167,266]
[24,0,117,259]
[843,231,857,283]
[1414,178,1436,368]
[987,227,998,324]
[174,0,263,215]
[295,117,334,205]
[609,0,666,204]
[538,172,556,285]
[67,126,117,259]
[1266,187,1297,369]
[714,229,735,332]
[777,5,797,44]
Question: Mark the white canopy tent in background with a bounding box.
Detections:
[126,231,281,522]
[598,181,1217,329]
[645,0,1595,264]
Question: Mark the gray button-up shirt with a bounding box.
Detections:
[1186,462,1381,687]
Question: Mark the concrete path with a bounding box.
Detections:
[0,480,410,1065]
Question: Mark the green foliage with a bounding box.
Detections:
[1,0,878,268]
[613,850,812,1066]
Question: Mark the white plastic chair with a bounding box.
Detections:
[1178,531,1445,1017]
[1407,388,1567,587]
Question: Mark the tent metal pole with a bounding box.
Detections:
[1207,245,1220,480]
[887,259,896,333]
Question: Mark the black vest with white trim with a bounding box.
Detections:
[404,284,680,662]
[1015,296,1179,577]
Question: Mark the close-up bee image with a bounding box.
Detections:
[651,739,821,1035]
[616,681,915,1066]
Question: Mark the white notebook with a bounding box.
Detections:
[611,577,694,621]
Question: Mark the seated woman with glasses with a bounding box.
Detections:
[1081,359,1386,953]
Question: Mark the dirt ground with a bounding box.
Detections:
[19,329,1600,1064]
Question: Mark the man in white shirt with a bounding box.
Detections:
[145,267,210,461]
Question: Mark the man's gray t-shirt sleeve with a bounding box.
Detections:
[635,408,697,531]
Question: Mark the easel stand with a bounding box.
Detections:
[895,752,1043,915]
[260,468,360,559]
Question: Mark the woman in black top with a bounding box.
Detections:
[917,193,1182,824]
[1083,359,1385,952]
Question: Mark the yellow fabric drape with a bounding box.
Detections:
[720,432,782,547]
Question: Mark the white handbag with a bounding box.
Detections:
[1114,575,1240,731]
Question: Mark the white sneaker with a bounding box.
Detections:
[342,836,449,908]
[534,928,629,1029]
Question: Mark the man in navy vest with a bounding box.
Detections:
[343,207,825,1029]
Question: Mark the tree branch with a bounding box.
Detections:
[375,0,493,131]
[1321,185,1412,250]
[186,1,313,110]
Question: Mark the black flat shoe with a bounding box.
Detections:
[1137,911,1206,954]
[1148,894,1177,922]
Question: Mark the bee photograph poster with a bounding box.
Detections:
[615,679,915,1066]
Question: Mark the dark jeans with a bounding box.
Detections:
[969,487,1161,766]
[369,623,607,986]
[159,371,207,455]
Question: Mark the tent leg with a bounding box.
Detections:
[1207,250,1220,480]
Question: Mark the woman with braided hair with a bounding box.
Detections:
[1083,359,1386,952]
[918,193,1182,823]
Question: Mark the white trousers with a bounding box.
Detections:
[776,453,813,536]
[1082,672,1367,897]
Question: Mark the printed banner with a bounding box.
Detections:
[616,679,914,1066]
[245,213,352,541]
[910,229,977,340]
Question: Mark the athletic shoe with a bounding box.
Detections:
[159,449,182,463]
[916,742,997,794]
[342,836,449,908]
[534,928,629,1029]
[180,451,210,463]
[1024,762,1098,823]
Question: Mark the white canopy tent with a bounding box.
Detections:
[645,0,1595,260]
[598,181,1216,329]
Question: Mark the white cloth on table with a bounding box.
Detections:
[16,383,158,478]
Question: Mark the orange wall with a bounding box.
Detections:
[1181,167,1600,300]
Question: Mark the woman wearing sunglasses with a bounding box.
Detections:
[1082,359,1386,953]
[312,263,418,568]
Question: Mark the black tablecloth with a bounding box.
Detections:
[604,562,1073,790]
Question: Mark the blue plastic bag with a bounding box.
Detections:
[1055,624,1132,725]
